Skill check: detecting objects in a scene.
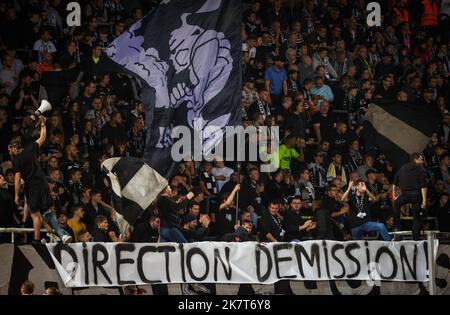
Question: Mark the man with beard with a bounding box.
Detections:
[259,199,285,242]
[283,195,316,242]
[132,215,160,243]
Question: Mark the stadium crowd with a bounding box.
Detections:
[0,0,450,244]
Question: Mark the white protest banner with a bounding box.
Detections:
[46,241,438,287]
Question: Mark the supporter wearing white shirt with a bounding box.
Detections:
[212,160,234,192]
[0,55,18,95]
[33,29,57,63]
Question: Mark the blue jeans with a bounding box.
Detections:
[250,211,258,230]
[351,221,392,241]
[43,210,70,239]
[160,227,187,243]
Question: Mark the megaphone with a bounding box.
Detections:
[31,100,52,122]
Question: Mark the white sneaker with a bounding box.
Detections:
[62,235,73,244]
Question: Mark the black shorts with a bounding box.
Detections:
[25,181,52,214]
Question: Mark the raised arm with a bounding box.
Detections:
[341,181,354,201]
[36,116,47,147]
[14,172,21,206]
[219,184,240,210]
[364,184,377,202]
[421,187,427,209]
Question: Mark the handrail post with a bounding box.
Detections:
[426,231,436,295]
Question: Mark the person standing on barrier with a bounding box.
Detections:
[9,118,48,244]
[393,153,429,240]
[9,117,72,244]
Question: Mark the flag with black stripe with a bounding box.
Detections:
[104,0,242,177]
[363,102,440,170]
[101,157,168,226]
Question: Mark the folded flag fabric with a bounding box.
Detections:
[363,102,440,169]
[102,157,168,226]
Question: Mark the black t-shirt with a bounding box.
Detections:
[182,226,208,242]
[214,207,236,238]
[283,209,307,242]
[12,142,46,187]
[259,211,285,242]
[312,112,336,142]
[394,163,428,191]
[0,187,15,227]
[101,123,127,146]
[437,204,450,232]
[200,171,218,195]
[348,191,372,228]
[92,227,112,242]
[373,84,396,100]
[157,195,182,228]
[0,120,11,158]
[76,94,93,118]
[365,180,382,203]
[331,131,351,153]
[132,222,159,242]
[82,203,110,232]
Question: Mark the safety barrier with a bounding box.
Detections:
[0,228,59,244]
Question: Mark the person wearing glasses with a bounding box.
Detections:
[284,196,316,242]
[392,153,429,240]
[315,185,344,240]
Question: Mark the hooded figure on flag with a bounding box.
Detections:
[103,0,242,177]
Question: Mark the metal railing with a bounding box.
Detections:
[387,230,450,295]
[0,228,59,244]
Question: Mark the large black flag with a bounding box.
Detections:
[101,157,168,227]
[363,102,440,170]
[105,0,242,177]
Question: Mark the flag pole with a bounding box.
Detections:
[235,162,240,225]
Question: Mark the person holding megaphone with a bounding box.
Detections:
[8,100,72,244]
